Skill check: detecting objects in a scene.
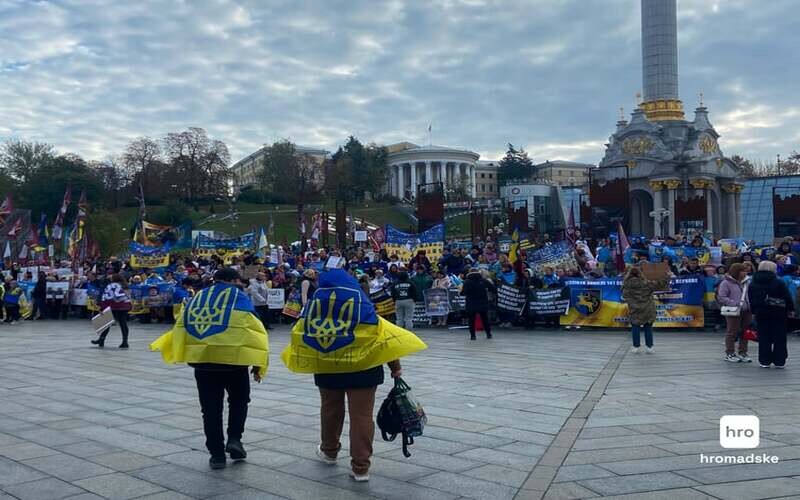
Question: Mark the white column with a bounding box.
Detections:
[390,164,396,197]
[469,164,476,197]
[733,191,741,237]
[705,188,714,235]
[397,164,405,200]
[409,162,417,200]
[652,187,663,237]
[667,187,676,235]
[425,162,432,185]
[441,162,448,190]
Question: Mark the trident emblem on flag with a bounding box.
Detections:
[185,286,235,339]
[303,288,358,353]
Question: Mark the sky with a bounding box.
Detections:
[1,0,798,166]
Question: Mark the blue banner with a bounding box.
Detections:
[561,276,704,328]
[384,224,444,262]
[648,244,711,264]
[196,232,255,250]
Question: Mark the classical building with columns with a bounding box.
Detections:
[595,0,743,238]
[385,143,480,200]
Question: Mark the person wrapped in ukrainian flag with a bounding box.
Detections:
[151,268,268,470]
[281,269,427,482]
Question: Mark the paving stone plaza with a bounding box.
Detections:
[0,322,799,499]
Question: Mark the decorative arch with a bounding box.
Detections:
[629,189,654,237]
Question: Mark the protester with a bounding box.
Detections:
[621,265,668,353]
[300,269,318,307]
[391,271,417,330]
[461,267,495,340]
[3,280,23,324]
[716,263,752,363]
[247,272,271,329]
[92,274,132,349]
[150,268,269,469]
[30,272,47,320]
[748,261,794,368]
[280,270,426,482]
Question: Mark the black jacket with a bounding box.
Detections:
[391,280,417,301]
[748,271,794,317]
[460,272,495,313]
[33,279,47,300]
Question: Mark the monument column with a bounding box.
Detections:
[664,179,680,235]
[649,180,664,237]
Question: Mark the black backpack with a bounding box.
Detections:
[377,377,426,457]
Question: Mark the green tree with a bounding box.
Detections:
[163,128,231,204]
[332,136,388,201]
[150,200,192,227]
[0,139,54,184]
[497,143,534,185]
[87,210,127,257]
[19,154,103,218]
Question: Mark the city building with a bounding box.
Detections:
[475,160,499,198]
[740,175,800,244]
[231,144,329,192]
[534,160,593,187]
[385,143,480,200]
[593,0,742,238]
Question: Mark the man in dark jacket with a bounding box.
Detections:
[460,269,495,340]
[391,271,417,330]
[748,261,794,368]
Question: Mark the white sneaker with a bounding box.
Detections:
[630,346,643,354]
[350,471,370,482]
[645,346,654,354]
[315,445,337,465]
[759,364,771,368]
[738,354,752,363]
[725,353,742,363]
[774,365,786,369]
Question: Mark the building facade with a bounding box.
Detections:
[475,160,499,198]
[534,160,592,187]
[385,143,480,200]
[231,144,329,192]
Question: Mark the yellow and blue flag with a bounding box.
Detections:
[150,283,269,376]
[281,270,427,374]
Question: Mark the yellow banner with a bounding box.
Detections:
[196,248,244,264]
[130,253,170,269]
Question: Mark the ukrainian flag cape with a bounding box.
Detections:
[281,269,427,374]
[150,283,269,376]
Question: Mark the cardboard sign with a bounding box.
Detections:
[267,288,285,309]
[325,256,343,269]
[46,282,70,300]
[91,307,114,334]
[354,230,368,242]
[424,288,450,316]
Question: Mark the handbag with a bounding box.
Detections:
[743,327,759,342]
[377,377,426,457]
[721,283,748,317]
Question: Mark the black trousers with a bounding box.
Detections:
[756,315,788,367]
[4,304,20,322]
[468,310,491,337]
[255,305,270,329]
[194,366,251,457]
[99,310,129,344]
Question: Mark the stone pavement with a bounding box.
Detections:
[0,321,797,500]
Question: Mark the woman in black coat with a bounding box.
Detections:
[748,261,795,368]
[461,269,495,340]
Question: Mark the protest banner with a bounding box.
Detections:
[282,290,302,319]
[370,289,396,317]
[424,288,449,316]
[561,276,704,328]
[130,253,170,269]
[129,283,174,314]
[496,283,526,315]
[527,241,578,276]
[528,287,570,316]
[86,284,102,312]
[267,288,285,309]
[69,289,88,306]
[383,224,444,263]
[412,302,429,327]
[196,233,255,264]
[92,308,114,335]
[354,230,368,242]
[447,288,465,312]
[325,256,343,269]
[46,281,70,300]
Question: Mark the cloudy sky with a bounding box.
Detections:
[1,0,798,165]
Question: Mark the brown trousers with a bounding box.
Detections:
[319,387,377,475]
[725,311,752,355]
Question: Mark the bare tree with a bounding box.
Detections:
[163,128,231,204]
[122,137,161,195]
